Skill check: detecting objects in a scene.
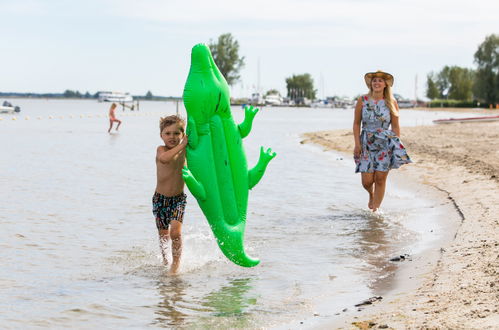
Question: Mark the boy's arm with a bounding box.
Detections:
[157,138,188,164]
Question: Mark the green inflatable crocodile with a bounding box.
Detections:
[182,43,276,267]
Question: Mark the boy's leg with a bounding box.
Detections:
[361,172,375,210]
[158,229,170,265]
[168,220,182,274]
[372,171,389,211]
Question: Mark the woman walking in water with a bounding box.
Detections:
[353,70,412,212]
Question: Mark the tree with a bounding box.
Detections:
[447,67,474,100]
[265,89,280,96]
[427,66,475,100]
[286,74,316,101]
[426,72,440,99]
[473,34,499,104]
[145,90,153,100]
[209,33,245,86]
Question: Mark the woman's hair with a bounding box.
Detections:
[369,81,399,117]
[159,115,185,133]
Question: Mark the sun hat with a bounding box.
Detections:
[364,70,394,88]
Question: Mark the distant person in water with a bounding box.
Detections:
[152,115,188,274]
[353,70,412,212]
[107,103,122,133]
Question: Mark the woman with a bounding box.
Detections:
[353,70,411,212]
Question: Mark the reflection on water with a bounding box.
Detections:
[153,277,257,328]
[355,211,403,293]
[154,277,189,328]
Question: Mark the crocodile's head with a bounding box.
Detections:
[182,44,232,125]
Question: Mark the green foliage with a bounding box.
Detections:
[145,90,153,100]
[427,99,485,108]
[473,34,499,104]
[426,72,440,99]
[63,90,82,98]
[209,33,245,86]
[286,73,316,100]
[264,89,280,96]
[425,66,475,100]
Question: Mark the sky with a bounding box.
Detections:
[1,0,498,100]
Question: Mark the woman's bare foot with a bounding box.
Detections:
[368,192,374,210]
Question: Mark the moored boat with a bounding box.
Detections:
[433,115,499,124]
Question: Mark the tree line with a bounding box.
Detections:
[426,34,498,106]
[212,33,498,107]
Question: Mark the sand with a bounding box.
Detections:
[301,110,499,329]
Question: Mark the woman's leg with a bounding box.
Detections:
[361,172,375,209]
[168,220,182,274]
[372,171,389,211]
[115,119,122,131]
[108,119,114,133]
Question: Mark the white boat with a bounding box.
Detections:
[264,94,283,106]
[249,92,264,105]
[97,91,134,103]
[433,115,499,124]
[0,101,21,114]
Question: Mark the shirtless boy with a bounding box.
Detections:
[108,103,122,133]
[153,115,188,274]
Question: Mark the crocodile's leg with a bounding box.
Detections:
[238,105,259,138]
[248,147,276,190]
[182,166,206,201]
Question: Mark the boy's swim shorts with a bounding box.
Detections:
[152,192,187,230]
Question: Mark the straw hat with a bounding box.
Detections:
[364,70,394,87]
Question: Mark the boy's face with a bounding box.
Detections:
[161,123,184,149]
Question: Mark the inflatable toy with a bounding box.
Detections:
[182,44,276,267]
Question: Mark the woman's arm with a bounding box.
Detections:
[353,96,363,156]
[391,101,401,137]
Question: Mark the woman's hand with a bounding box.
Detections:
[353,145,361,158]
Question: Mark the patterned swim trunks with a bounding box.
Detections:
[152,192,187,230]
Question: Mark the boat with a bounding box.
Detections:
[0,101,21,114]
[97,91,134,103]
[433,115,499,124]
[264,94,283,106]
[249,92,264,105]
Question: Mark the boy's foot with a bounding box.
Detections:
[168,262,180,275]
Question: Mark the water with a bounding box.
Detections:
[0,99,463,328]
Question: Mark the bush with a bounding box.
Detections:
[427,99,486,108]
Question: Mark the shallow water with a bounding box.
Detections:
[0,99,464,328]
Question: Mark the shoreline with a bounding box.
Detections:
[301,121,499,329]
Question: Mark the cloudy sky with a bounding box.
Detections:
[1,0,497,100]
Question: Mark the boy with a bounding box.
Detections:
[108,103,122,133]
[153,115,188,274]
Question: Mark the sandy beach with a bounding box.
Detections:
[302,109,499,329]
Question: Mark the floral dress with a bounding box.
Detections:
[355,96,412,173]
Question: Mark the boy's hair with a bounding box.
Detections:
[159,115,186,133]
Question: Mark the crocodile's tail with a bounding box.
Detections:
[212,222,260,267]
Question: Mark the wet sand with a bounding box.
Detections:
[302,110,499,329]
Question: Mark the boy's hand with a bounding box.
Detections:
[180,136,188,148]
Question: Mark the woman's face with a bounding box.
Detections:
[371,77,386,93]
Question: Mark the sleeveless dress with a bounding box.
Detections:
[355,96,412,173]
